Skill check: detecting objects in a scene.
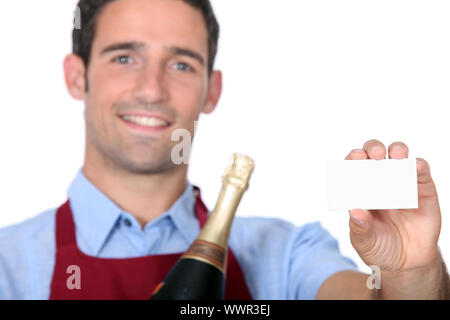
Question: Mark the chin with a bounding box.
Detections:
[119,156,179,175]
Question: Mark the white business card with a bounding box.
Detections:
[327,159,418,211]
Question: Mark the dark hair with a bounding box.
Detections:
[72,0,219,77]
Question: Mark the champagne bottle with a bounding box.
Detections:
[151,153,255,300]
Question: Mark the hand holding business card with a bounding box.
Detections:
[327,139,443,292]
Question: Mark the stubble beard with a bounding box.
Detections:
[84,98,183,175]
[85,116,179,176]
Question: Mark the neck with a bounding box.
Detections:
[83,157,188,228]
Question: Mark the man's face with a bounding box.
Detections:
[76,0,218,174]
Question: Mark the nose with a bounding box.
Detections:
[134,63,169,103]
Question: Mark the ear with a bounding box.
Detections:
[63,54,87,100]
[201,70,222,114]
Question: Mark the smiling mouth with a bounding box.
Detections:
[119,115,171,128]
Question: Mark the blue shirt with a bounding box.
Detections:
[0,170,357,299]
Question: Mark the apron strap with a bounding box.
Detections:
[55,200,77,248]
[193,185,209,228]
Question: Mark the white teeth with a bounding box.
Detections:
[121,115,169,127]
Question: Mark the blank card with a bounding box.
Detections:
[327,159,418,211]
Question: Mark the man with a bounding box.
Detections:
[0,0,448,299]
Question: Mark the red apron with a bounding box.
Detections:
[49,187,253,300]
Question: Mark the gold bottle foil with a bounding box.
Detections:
[181,154,255,273]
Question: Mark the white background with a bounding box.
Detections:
[0,0,449,275]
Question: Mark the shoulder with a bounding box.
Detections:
[0,208,56,242]
[0,208,57,299]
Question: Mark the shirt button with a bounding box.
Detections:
[124,218,132,227]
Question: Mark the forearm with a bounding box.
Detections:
[377,256,450,300]
[317,257,450,300]
[438,260,450,299]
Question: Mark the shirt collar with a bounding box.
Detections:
[168,184,201,243]
[67,169,201,256]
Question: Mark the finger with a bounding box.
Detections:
[417,158,432,184]
[348,209,377,252]
[363,139,386,160]
[388,141,409,159]
[345,149,368,160]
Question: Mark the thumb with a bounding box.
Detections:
[348,209,377,255]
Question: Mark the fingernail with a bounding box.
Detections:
[372,145,385,152]
[350,216,367,225]
[391,145,403,151]
[390,146,406,154]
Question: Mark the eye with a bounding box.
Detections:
[173,62,194,72]
[112,55,134,65]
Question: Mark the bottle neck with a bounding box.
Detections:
[197,182,245,250]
